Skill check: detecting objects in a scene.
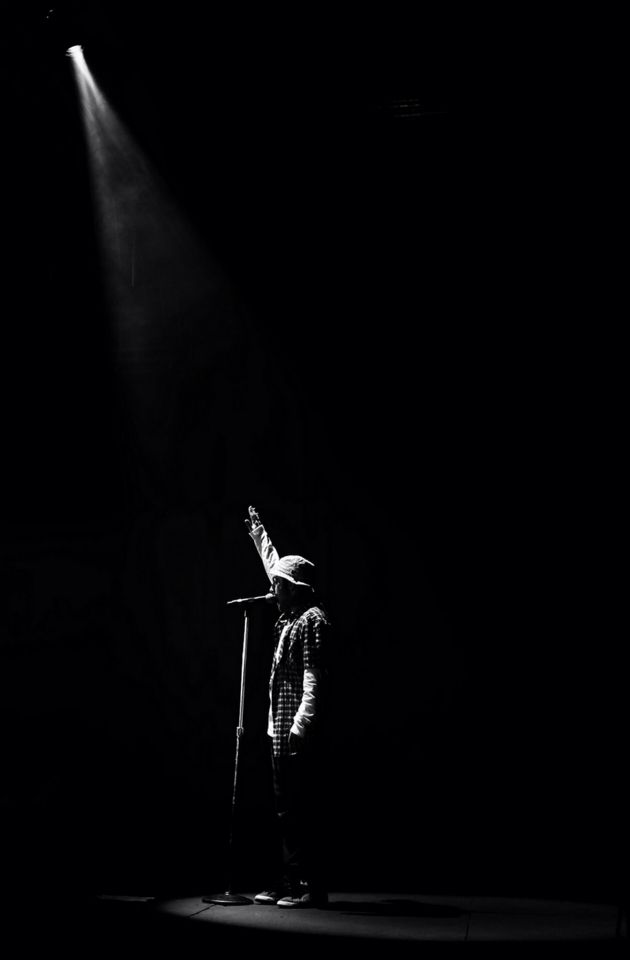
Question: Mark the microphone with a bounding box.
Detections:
[226,592,274,606]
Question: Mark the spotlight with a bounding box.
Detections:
[67,44,89,79]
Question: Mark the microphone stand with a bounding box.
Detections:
[203,607,254,905]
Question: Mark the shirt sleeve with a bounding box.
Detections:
[300,612,328,671]
[248,523,280,583]
[291,668,321,737]
[290,613,329,737]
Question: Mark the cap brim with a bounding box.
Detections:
[273,572,313,588]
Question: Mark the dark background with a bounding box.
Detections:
[0,2,622,905]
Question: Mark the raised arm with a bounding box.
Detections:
[244,505,280,584]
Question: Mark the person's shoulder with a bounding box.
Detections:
[301,604,330,626]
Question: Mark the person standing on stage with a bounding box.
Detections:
[244,504,331,909]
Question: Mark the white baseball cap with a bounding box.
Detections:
[271,555,315,587]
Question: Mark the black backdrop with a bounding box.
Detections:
[0,2,622,904]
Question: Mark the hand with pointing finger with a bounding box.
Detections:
[244,505,262,534]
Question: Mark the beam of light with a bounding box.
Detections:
[67,48,227,368]
[67,47,93,87]
[66,47,284,510]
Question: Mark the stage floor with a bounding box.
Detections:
[3,889,624,953]
[107,890,622,944]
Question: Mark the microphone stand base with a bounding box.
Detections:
[202,892,253,905]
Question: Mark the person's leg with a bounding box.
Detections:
[276,742,329,906]
[254,749,289,904]
[272,749,303,894]
[297,741,328,901]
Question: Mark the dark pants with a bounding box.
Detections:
[271,741,327,896]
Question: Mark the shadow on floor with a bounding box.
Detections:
[327,898,464,918]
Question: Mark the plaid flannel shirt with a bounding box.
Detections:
[249,522,330,757]
[269,604,329,757]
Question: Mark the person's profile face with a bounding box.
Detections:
[272,576,294,613]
